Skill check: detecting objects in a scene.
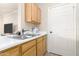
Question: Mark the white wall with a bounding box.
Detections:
[0,3,39,34]
[76,4,79,56]
[3,10,18,33]
[0,16,3,33]
[38,4,48,31]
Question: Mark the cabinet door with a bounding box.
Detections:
[37,7,41,24]
[31,4,38,23]
[42,36,47,55]
[37,36,47,56]
[22,40,36,54]
[37,42,43,56]
[25,3,32,22]
[23,46,36,56]
[37,39,43,56]
[0,46,20,56]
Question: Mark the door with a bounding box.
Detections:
[48,4,76,56]
[31,4,38,23]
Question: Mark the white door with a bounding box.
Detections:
[48,4,76,56]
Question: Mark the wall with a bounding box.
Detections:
[3,10,18,33]
[0,16,3,33]
[0,3,39,34]
[38,4,48,31]
[76,4,79,56]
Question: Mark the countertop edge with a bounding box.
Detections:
[0,32,47,52]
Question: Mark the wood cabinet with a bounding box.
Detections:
[22,36,47,56]
[37,39,43,56]
[0,46,20,56]
[25,3,41,24]
[22,40,36,54]
[22,40,36,56]
[37,36,47,56]
[42,36,47,55]
[31,4,38,23]
[37,7,41,24]
[23,46,36,56]
[25,3,32,22]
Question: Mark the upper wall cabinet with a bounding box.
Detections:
[25,3,41,24]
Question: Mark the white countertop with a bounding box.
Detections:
[0,32,47,51]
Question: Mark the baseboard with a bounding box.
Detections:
[49,52,62,56]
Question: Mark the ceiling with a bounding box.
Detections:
[0,3,18,15]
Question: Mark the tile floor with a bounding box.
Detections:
[45,52,61,56]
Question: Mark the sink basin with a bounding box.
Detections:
[7,34,33,40]
[21,34,34,39]
[19,33,40,39]
[6,33,40,40]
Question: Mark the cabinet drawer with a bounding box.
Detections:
[0,46,20,56]
[23,46,36,56]
[22,40,36,53]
